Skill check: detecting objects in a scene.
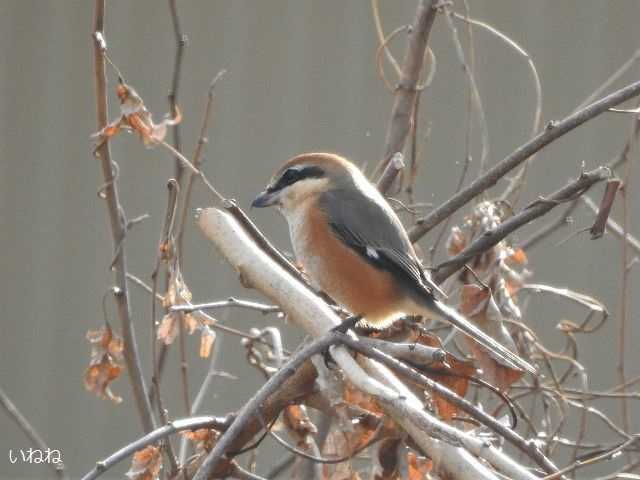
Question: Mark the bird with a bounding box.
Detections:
[251,152,536,375]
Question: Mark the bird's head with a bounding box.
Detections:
[252,153,360,214]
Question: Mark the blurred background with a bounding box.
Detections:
[1,1,639,478]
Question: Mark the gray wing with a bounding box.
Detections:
[318,187,444,298]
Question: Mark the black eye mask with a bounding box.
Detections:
[267,166,325,193]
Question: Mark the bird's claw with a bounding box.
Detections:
[322,315,362,369]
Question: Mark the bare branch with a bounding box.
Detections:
[581,195,640,254]
[191,334,342,480]
[338,333,558,474]
[92,0,155,433]
[0,387,67,479]
[80,415,231,480]
[176,69,227,261]
[432,166,611,283]
[376,0,439,190]
[172,298,280,314]
[408,79,640,242]
[167,0,188,183]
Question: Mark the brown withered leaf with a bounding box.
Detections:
[283,404,317,446]
[157,313,179,345]
[323,408,384,472]
[84,324,124,404]
[407,451,432,479]
[184,313,199,334]
[409,331,475,420]
[507,247,527,266]
[162,268,192,309]
[92,79,181,153]
[459,285,524,390]
[199,326,216,358]
[181,428,218,454]
[375,438,402,479]
[344,381,385,417]
[446,226,467,256]
[157,271,215,348]
[125,445,161,480]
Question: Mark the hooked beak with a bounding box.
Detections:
[251,190,277,208]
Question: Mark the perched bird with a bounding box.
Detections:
[252,153,536,375]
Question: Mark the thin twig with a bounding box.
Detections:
[408,79,640,242]
[432,166,611,283]
[574,47,640,112]
[337,333,559,475]
[92,0,155,433]
[0,387,67,479]
[542,438,638,480]
[191,333,343,480]
[443,7,489,174]
[167,0,187,184]
[258,409,384,465]
[371,0,402,77]
[450,12,543,204]
[150,180,180,475]
[581,195,640,254]
[176,70,227,262]
[376,0,439,191]
[127,271,281,347]
[518,201,579,251]
[229,462,269,480]
[616,109,640,452]
[179,310,227,465]
[80,416,231,480]
[171,298,280,314]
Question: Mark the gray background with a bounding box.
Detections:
[1,1,639,478]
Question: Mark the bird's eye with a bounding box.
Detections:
[268,166,325,193]
[281,168,300,185]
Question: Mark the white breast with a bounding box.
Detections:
[281,201,324,290]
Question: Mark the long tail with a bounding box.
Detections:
[425,298,537,376]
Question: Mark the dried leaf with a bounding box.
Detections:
[375,438,402,479]
[407,451,432,479]
[459,284,491,318]
[409,331,475,420]
[125,445,161,480]
[459,285,524,390]
[181,429,217,454]
[283,404,317,446]
[184,313,199,334]
[507,247,528,265]
[92,79,181,152]
[344,381,384,416]
[157,313,179,345]
[199,327,216,358]
[84,324,124,404]
[446,226,467,256]
[163,268,192,308]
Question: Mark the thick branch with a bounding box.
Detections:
[409,79,640,242]
[377,0,439,191]
[196,209,544,480]
[339,333,558,474]
[432,166,610,283]
[92,0,155,433]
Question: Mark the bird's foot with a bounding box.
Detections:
[323,315,362,368]
[331,314,363,334]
